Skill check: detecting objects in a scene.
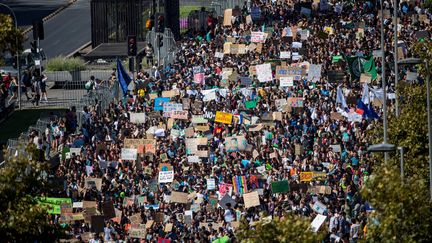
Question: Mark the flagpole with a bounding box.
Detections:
[380,0,389,163]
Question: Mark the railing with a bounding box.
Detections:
[45,70,113,82]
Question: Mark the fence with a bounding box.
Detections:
[146,28,178,67]
[5,82,118,159]
[45,70,114,82]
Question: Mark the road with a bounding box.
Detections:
[23,0,91,58]
[0,0,69,27]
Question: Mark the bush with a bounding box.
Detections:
[46,56,86,71]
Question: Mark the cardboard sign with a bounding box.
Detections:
[182,98,191,110]
[215,111,233,124]
[91,215,105,233]
[102,201,116,219]
[287,97,304,107]
[171,110,188,120]
[129,227,146,239]
[271,180,289,193]
[243,191,260,208]
[280,51,291,59]
[360,73,372,83]
[158,170,174,183]
[308,185,332,194]
[170,191,189,204]
[129,113,146,123]
[312,201,327,214]
[223,9,232,26]
[162,89,179,98]
[300,172,313,182]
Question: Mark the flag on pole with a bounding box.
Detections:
[362,55,377,81]
[116,59,131,96]
[336,85,348,110]
[361,83,370,105]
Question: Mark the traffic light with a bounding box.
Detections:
[157,34,163,48]
[127,35,137,56]
[146,15,155,30]
[31,40,37,54]
[157,14,165,33]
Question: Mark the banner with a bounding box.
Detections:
[38,197,72,215]
[215,111,233,124]
[280,76,294,87]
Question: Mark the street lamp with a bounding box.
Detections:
[0,3,21,110]
[367,143,406,180]
[397,57,431,200]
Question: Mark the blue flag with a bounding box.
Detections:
[116,59,131,96]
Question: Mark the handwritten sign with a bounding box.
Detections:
[287,97,304,107]
[215,111,233,124]
[300,172,313,182]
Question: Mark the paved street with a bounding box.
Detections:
[23,0,91,58]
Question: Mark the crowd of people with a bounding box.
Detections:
[28,0,430,242]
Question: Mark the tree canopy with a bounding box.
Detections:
[0,13,24,55]
[0,147,62,242]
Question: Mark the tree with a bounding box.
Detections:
[0,13,24,55]
[361,163,432,242]
[0,146,63,242]
[236,214,326,242]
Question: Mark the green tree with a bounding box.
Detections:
[236,214,326,242]
[0,14,24,55]
[0,147,62,242]
[361,163,432,242]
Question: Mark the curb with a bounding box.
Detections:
[22,0,78,35]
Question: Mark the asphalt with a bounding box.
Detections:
[1,0,69,27]
[23,0,91,58]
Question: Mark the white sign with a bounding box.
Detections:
[158,171,174,183]
[187,156,201,163]
[207,178,216,190]
[163,103,183,113]
[279,51,291,59]
[291,42,303,49]
[129,112,146,123]
[251,31,266,43]
[312,201,327,214]
[121,148,137,161]
[311,214,327,232]
[280,76,294,87]
[215,52,224,59]
[307,64,322,82]
[255,63,272,82]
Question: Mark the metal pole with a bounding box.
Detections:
[37,38,42,75]
[394,0,399,117]
[381,0,389,162]
[426,61,432,200]
[0,3,21,109]
[398,147,404,180]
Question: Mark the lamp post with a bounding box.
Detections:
[0,3,21,109]
[379,0,389,163]
[398,57,431,200]
[398,147,404,180]
[393,0,400,117]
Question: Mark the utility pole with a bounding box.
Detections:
[380,0,389,163]
[394,0,399,117]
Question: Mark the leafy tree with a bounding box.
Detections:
[236,214,326,242]
[0,147,63,242]
[361,163,432,243]
[0,14,24,55]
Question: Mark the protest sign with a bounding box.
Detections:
[171,191,189,204]
[287,97,304,107]
[251,31,266,43]
[158,163,174,183]
[271,180,289,193]
[308,185,332,194]
[311,214,327,233]
[312,201,327,214]
[207,178,216,190]
[162,89,179,98]
[307,64,322,82]
[243,191,260,208]
[225,136,247,152]
[223,42,232,54]
[256,63,272,82]
[215,111,233,124]
[240,76,252,86]
[360,73,372,83]
[280,51,291,59]
[219,183,233,197]
[300,172,313,182]
[280,76,294,87]
[182,98,190,110]
[154,97,170,111]
[102,201,116,220]
[171,110,188,120]
[85,177,102,191]
[223,9,232,26]
[91,215,105,233]
[187,156,201,163]
[121,148,137,161]
[219,194,237,210]
[215,52,224,59]
[193,73,205,84]
[163,103,183,114]
[129,112,146,123]
[129,227,146,239]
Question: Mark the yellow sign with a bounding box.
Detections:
[300,172,313,182]
[215,111,233,124]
